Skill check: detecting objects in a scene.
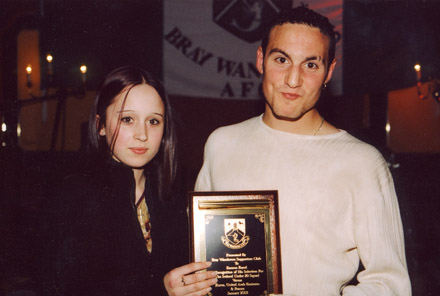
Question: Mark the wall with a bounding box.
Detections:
[387,82,440,153]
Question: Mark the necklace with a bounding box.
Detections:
[314,116,325,135]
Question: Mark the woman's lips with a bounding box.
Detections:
[130,148,148,154]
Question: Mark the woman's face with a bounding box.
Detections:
[99,84,165,169]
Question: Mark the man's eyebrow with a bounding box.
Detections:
[305,56,326,64]
[269,49,326,65]
[268,48,291,59]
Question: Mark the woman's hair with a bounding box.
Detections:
[88,65,177,202]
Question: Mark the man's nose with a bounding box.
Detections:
[285,65,302,88]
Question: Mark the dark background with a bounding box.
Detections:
[1,0,439,295]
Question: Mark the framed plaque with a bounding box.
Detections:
[189,191,282,296]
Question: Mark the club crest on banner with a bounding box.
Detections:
[164,0,343,98]
[221,218,250,249]
[212,0,291,43]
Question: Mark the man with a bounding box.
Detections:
[195,6,411,295]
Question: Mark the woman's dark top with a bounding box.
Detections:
[43,157,188,296]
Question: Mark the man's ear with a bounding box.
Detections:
[324,58,337,84]
[97,115,106,136]
[256,46,264,75]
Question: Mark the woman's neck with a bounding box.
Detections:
[133,168,146,203]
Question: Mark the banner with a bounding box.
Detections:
[164,0,343,99]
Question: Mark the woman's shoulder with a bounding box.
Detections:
[58,164,103,192]
[52,157,111,206]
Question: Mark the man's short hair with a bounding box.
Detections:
[261,5,336,68]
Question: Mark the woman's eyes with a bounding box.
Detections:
[121,117,133,123]
[120,116,161,125]
[149,118,160,125]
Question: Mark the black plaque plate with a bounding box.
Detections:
[189,191,282,296]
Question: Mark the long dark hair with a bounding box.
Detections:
[88,66,177,202]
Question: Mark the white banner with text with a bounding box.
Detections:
[164,0,343,99]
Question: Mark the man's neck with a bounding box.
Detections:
[262,109,323,135]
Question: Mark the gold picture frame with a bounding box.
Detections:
[189,191,282,295]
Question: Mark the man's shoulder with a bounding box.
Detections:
[335,131,387,165]
[342,132,381,152]
[208,115,261,141]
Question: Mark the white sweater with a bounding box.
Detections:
[195,115,411,296]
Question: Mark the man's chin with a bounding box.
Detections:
[269,107,305,122]
[266,102,315,122]
[272,112,304,122]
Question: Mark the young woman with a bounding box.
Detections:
[46,66,216,295]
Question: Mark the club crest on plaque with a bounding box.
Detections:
[221,218,250,249]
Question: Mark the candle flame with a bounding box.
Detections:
[26,64,32,74]
[46,54,53,63]
[414,64,421,72]
[17,123,22,137]
[80,65,87,74]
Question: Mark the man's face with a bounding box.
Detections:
[256,23,336,122]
